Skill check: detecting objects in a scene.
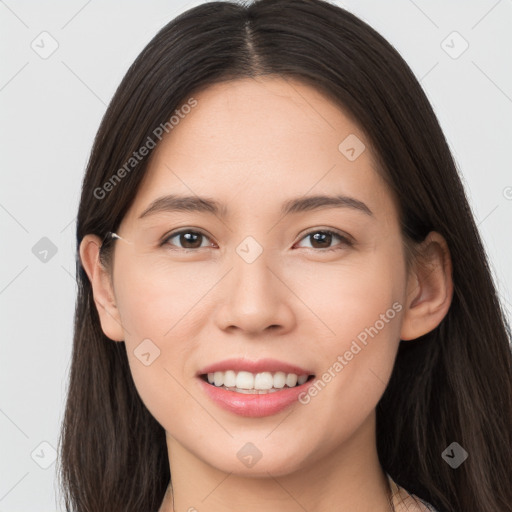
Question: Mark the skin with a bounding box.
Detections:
[80,76,453,512]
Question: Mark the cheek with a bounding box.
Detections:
[291,243,406,422]
[112,258,212,427]
[289,241,406,345]
[113,253,216,336]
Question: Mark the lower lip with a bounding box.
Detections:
[198,377,315,417]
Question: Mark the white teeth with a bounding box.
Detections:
[223,370,236,387]
[273,371,286,389]
[286,373,298,387]
[213,371,223,387]
[254,372,274,390]
[236,371,254,390]
[297,374,308,385]
[205,370,310,390]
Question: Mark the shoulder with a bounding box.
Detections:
[387,473,439,512]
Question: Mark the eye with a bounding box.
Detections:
[161,229,215,250]
[160,228,353,252]
[295,229,353,251]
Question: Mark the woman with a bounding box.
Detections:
[58,1,512,511]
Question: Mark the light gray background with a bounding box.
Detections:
[1,1,511,510]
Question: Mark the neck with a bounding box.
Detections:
[159,411,393,512]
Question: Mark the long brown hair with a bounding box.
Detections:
[58,1,512,510]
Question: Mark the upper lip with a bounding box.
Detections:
[197,358,314,376]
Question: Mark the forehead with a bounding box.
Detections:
[121,76,398,226]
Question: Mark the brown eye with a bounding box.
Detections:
[162,230,214,250]
[160,228,352,252]
[296,230,352,251]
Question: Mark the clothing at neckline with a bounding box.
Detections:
[387,473,439,512]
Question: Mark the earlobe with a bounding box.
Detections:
[400,232,454,341]
[79,234,125,342]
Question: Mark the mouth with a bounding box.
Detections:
[196,358,317,416]
[199,371,316,394]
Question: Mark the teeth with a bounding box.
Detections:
[205,370,310,390]
[297,374,308,385]
[286,373,298,387]
[273,371,286,389]
[224,370,236,387]
[236,371,255,390]
[213,371,223,387]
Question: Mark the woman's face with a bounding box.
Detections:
[105,77,411,475]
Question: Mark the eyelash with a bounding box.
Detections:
[160,228,353,253]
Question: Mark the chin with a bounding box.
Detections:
[204,443,312,478]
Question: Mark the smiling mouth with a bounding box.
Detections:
[199,371,316,394]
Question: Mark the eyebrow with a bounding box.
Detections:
[137,193,373,220]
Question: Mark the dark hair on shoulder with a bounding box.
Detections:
[58,1,512,511]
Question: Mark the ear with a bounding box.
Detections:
[79,234,125,342]
[400,231,454,341]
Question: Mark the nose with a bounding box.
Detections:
[214,250,296,336]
